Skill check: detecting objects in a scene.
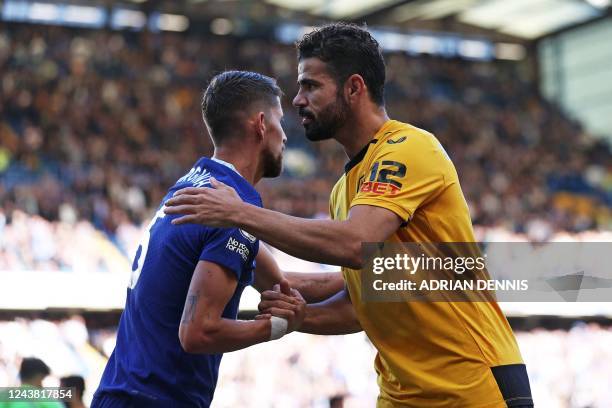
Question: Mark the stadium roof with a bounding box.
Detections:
[4,0,610,41]
[264,0,612,39]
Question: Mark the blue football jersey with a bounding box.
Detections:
[95,158,261,407]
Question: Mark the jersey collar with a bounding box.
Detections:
[344,139,378,174]
[211,157,243,178]
[343,120,397,174]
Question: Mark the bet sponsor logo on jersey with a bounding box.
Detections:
[359,160,407,196]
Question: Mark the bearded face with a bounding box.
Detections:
[261,101,286,179]
[262,145,283,178]
[298,91,349,142]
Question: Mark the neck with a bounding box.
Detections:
[24,380,42,388]
[335,106,389,159]
[212,145,261,185]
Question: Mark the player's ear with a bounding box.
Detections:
[345,74,365,103]
[252,111,266,141]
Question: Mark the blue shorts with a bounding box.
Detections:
[91,392,173,408]
[91,392,136,408]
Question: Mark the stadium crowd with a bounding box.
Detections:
[0,23,610,272]
[0,317,611,407]
[0,20,612,408]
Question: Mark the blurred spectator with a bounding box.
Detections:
[19,357,51,388]
[60,375,85,408]
[0,210,129,273]
[1,319,612,406]
[0,357,64,408]
[329,395,345,408]
[0,318,107,407]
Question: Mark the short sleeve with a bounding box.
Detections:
[350,133,449,221]
[199,227,258,281]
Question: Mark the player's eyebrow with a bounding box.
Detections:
[297,78,321,87]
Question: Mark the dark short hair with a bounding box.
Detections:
[60,375,85,399]
[202,70,282,144]
[297,23,386,106]
[19,357,50,382]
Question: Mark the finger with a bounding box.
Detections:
[272,284,280,293]
[258,300,298,312]
[280,279,291,296]
[165,195,200,207]
[261,290,296,303]
[260,290,282,300]
[257,299,282,312]
[267,307,295,320]
[290,288,305,302]
[163,205,197,216]
[210,177,230,190]
[173,187,207,197]
[259,300,295,310]
[254,314,271,320]
[171,215,199,225]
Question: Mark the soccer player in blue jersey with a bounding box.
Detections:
[92,71,341,408]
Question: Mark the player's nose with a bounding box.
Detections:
[292,92,306,108]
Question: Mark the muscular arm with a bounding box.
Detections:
[179,260,273,354]
[259,286,361,335]
[239,204,402,269]
[164,182,402,269]
[253,243,345,303]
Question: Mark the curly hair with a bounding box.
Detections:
[296,23,386,106]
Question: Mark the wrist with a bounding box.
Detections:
[269,316,288,340]
[234,202,254,228]
[303,303,321,329]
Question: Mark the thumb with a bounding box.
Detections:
[254,314,271,320]
[279,279,291,296]
[210,177,228,190]
[210,177,221,189]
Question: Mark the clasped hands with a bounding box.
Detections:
[256,280,306,333]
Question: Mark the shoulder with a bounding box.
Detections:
[206,163,262,207]
[373,121,447,161]
[331,174,346,193]
[379,122,435,149]
[329,174,347,200]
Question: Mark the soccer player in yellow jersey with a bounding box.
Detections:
[165,23,533,407]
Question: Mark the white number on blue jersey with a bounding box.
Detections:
[129,205,167,289]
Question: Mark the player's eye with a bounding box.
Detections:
[300,82,314,91]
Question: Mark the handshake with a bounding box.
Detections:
[256,280,306,340]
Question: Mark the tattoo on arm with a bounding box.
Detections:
[181,292,199,324]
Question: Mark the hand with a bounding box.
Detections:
[163,177,243,227]
[256,280,306,333]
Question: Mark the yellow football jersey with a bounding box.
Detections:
[330,120,524,407]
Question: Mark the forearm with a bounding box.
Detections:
[237,204,362,268]
[180,318,272,354]
[299,289,362,335]
[285,271,345,303]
